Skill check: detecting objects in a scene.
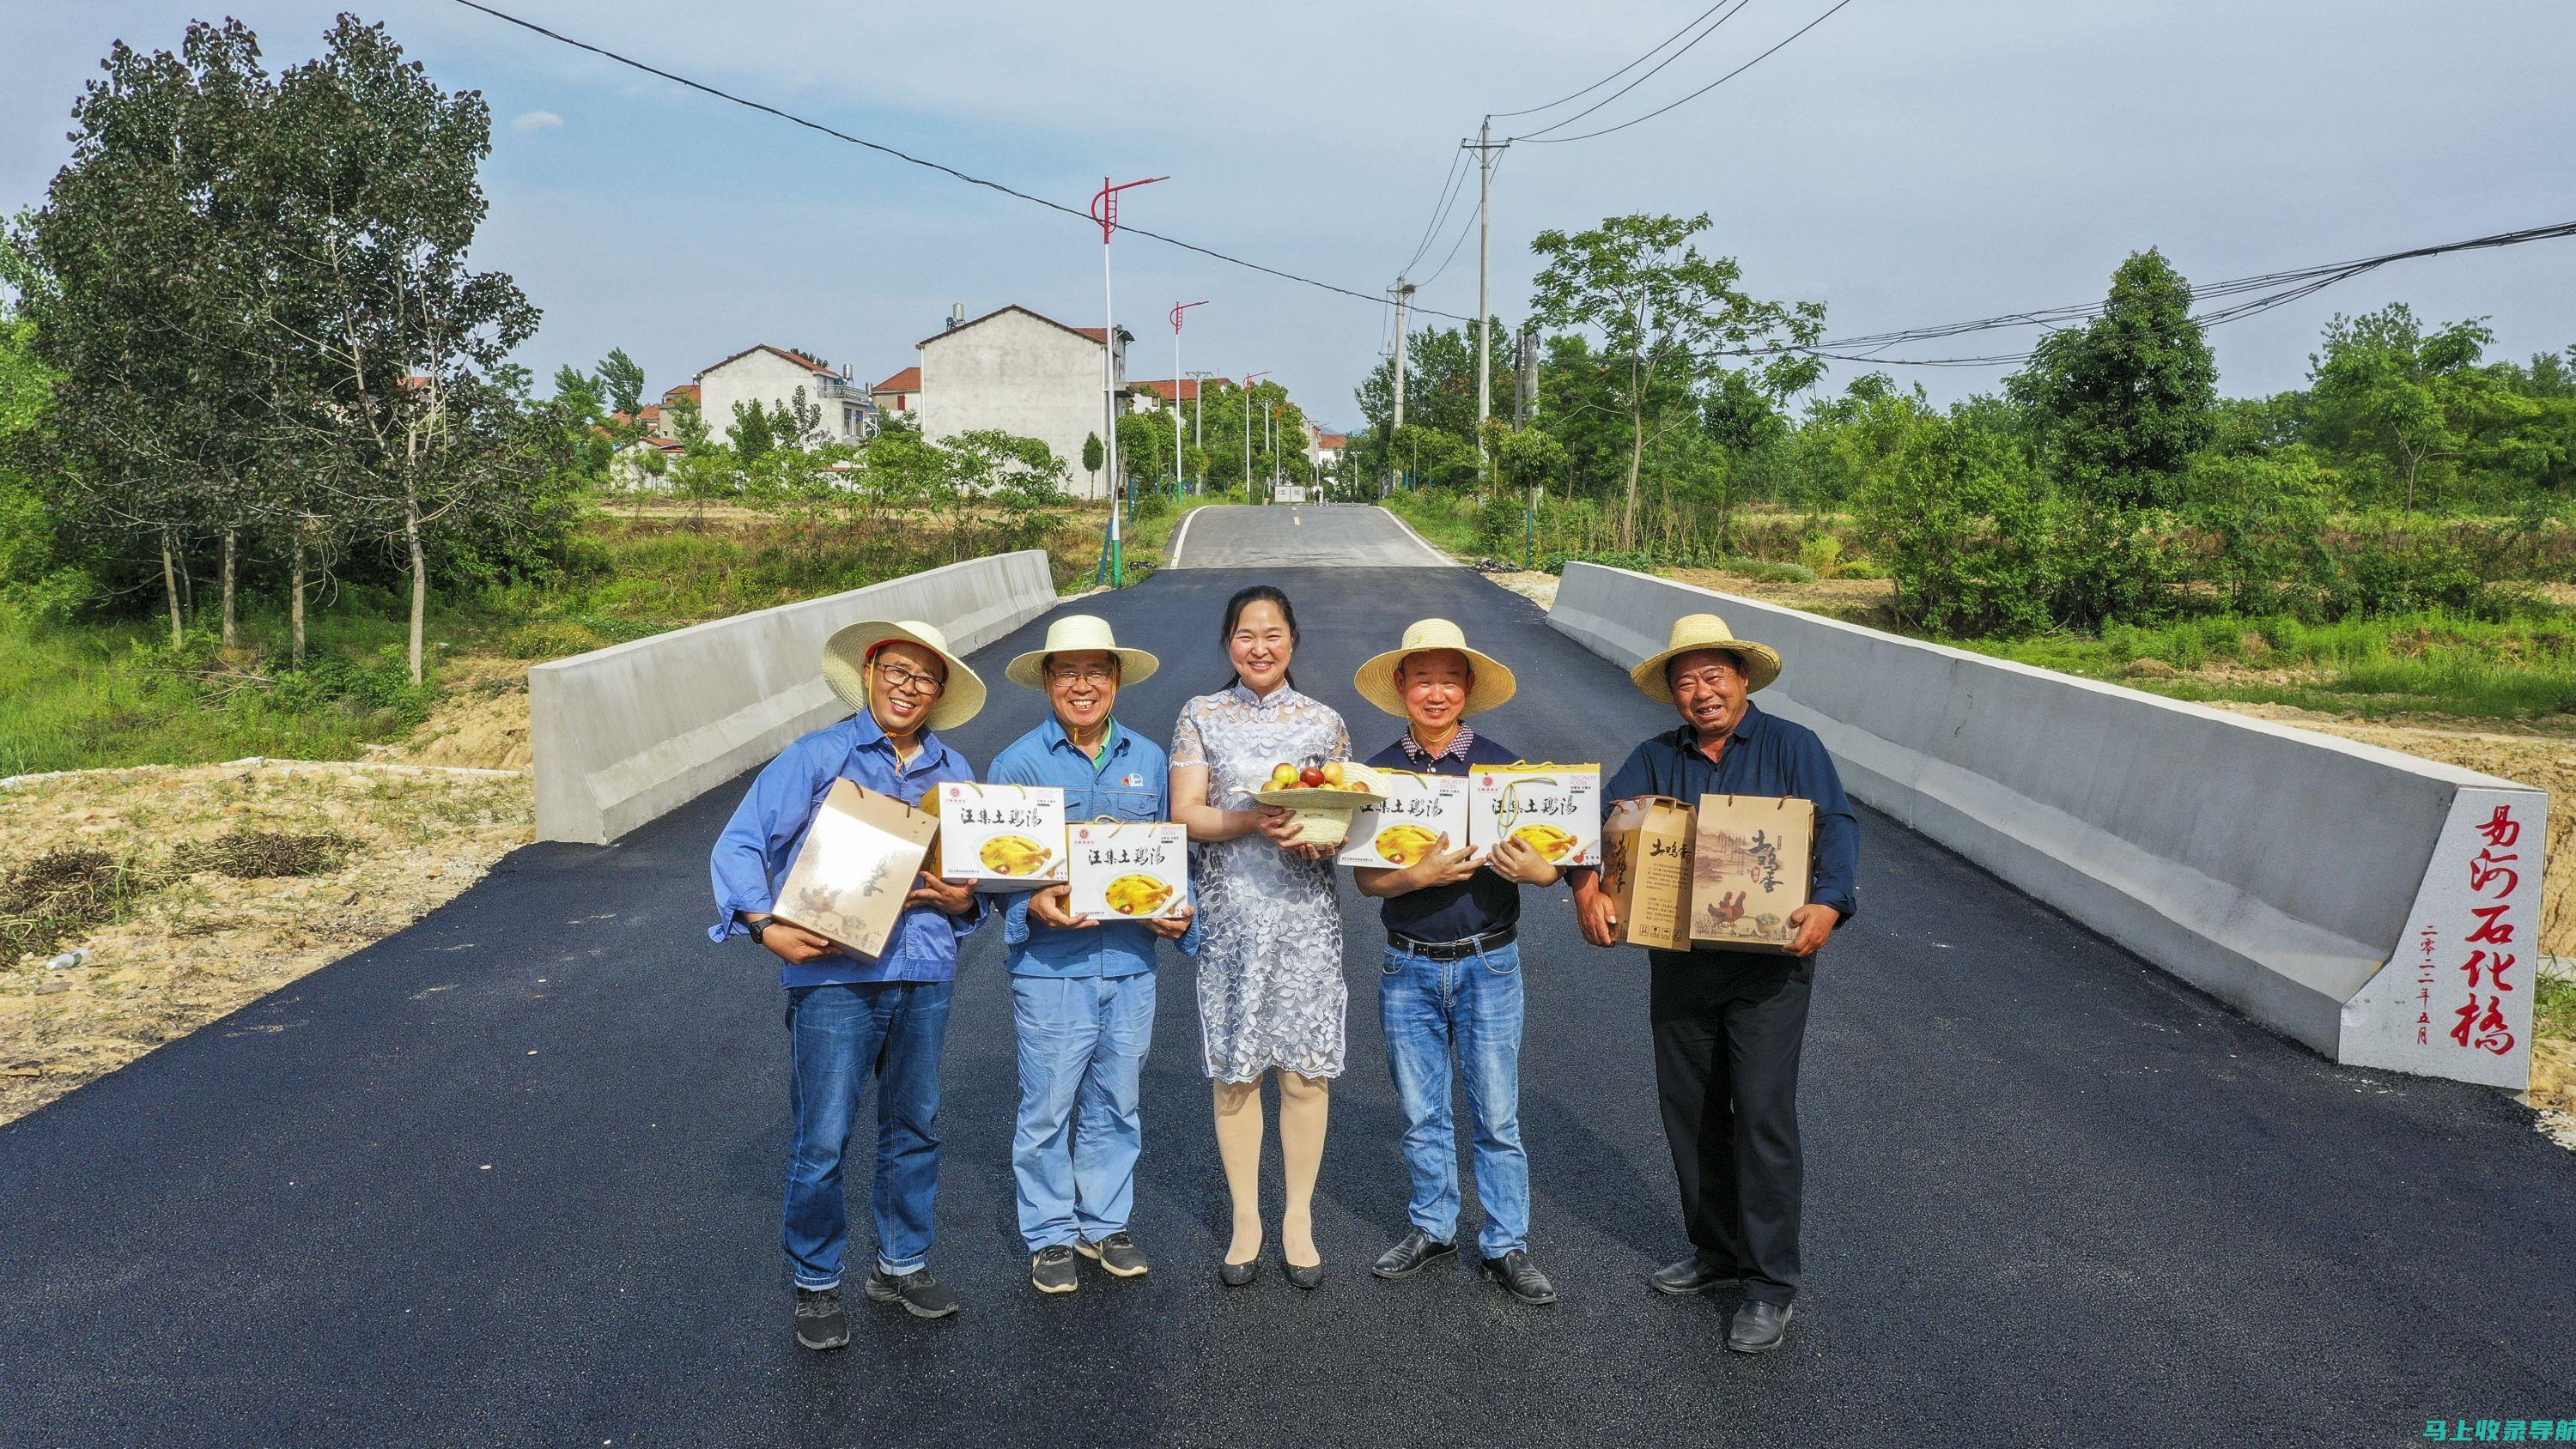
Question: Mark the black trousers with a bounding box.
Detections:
[1648,949,1814,1307]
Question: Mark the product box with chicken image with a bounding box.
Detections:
[770,779,945,961]
[1336,766,1473,870]
[1688,793,1816,954]
[1600,794,1697,951]
[932,782,1067,888]
[1065,821,1190,922]
[1467,763,1601,868]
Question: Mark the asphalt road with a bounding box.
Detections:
[4,506,2570,1447]
[1168,502,1450,568]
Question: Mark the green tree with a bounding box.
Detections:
[729,398,778,460]
[1528,212,1824,550]
[1081,431,1104,495]
[2304,304,2498,515]
[598,347,647,417]
[2007,248,2216,506]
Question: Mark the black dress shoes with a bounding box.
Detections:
[1284,1255,1325,1290]
[1479,1249,1558,1306]
[1648,1251,1736,1296]
[1218,1257,1261,1287]
[1370,1228,1458,1280]
[1727,1299,1793,1353]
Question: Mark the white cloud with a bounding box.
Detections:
[511,109,564,133]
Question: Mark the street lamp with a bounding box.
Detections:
[1170,300,1207,499]
[1090,173,1167,587]
[1242,371,1269,504]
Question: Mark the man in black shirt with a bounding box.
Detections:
[1348,619,1562,1306]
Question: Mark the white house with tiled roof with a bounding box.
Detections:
[696,344,875,447]
[916,305,1130,499]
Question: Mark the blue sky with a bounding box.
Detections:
[9,1,2574,428]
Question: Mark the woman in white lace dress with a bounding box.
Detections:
[1170,585,1348,1288]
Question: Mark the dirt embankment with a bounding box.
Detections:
[0,659,537,1125]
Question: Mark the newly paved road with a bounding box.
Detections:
[5,506,2570,1446]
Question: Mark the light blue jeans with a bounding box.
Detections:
[1012,973,1157,1252]
[1379,938,1529,1258]
[782,980,951,1290]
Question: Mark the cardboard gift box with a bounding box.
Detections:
[932,782,1067,888]
[1600,795,1697,951]
[1467,763,1602,868]
[1689,793,1817,954]
[1066,820,1191,922]
[1338,767,1473,869]
[770,779,944,961]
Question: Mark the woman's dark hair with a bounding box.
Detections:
[1216,584,1298,691]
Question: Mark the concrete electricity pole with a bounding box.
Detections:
[1462,119,1510,483]
[1185,369,1216,453]
[1390,278,1415,494]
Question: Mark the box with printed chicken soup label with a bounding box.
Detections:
[1466,763,1601,869]
[1338,767,1473,870]
[1066,821,1189,922]
[932,782,1067,888]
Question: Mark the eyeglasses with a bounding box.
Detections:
[873,660,946,696]
[1046,665,1117,687]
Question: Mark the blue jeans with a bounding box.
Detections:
[782,980,952,1289]
[1380,938,1529,1258]
[1012,973,1157,1252]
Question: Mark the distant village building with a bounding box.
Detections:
[1311,428,1348,477]
[696,344,876,446]
[1127,378,1204,415]
[872,367,920,420]
[915,305,1131,500]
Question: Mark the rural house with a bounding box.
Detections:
[915,305,1131,499]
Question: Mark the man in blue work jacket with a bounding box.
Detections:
[1350,618,1562,1307]
[710,618,990,1346]
[1571,611,1859,1355]
[989,615,1196,1294]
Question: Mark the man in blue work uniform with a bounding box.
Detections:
[988,615,1197,1294]
[1350,619,1562,1306]
[1574,612,1857,1354]
[709,618,990,1347]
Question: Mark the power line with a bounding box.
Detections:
[1516,0,1857,145]
[1416,156,1503,290]
[1707,218,2576,367]
[1488,0,1744,119]
[446,0,1479,324]
[1511,0,1759,142]
[1400,150,1472,276]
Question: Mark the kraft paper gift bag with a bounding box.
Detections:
[1688,793,1816,955]
[931,781,1067,888]
[1066,820,1190,921]
[1601,795,1696,951]
[771,779,942,961]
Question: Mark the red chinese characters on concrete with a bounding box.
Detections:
[2447,803,2523,1056]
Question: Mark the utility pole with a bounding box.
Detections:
[1170,300,1206,499]
[1516,324,1536,428]
[1243,371,1269,502]
[1186,369,1215,456]
[1462,119,1510,484]
[1390,278,1414,494]
[1090,174,1166,587]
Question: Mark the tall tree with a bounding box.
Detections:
[266,15,540,683]
[2303,303,2497,515]
[1528,213,1823,550]
[597,347,646,417]
[2007,247,2217,506]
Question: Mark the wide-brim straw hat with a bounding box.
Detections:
[1354,617,1518,719]
[1004,613,1161,692]
[821,618,987,731]
[1630,611,1784,701]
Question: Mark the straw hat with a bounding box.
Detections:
[821,618,987,731]
[1005,614,1162,692]
[1354,617,1518,719]
[1630,612,1783,701]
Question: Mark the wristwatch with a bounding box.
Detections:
[745,914,775,945]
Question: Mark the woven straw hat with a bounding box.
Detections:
[1629,612,1783,700]
[1353,617,1518,719]
[820,618,987,731]
[1004,614,1161,692]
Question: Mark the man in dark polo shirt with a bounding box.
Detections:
[1572,611,1858,1355]
[1347,619,1561,1307]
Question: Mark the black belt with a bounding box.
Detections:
[1387,925,1516,961]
